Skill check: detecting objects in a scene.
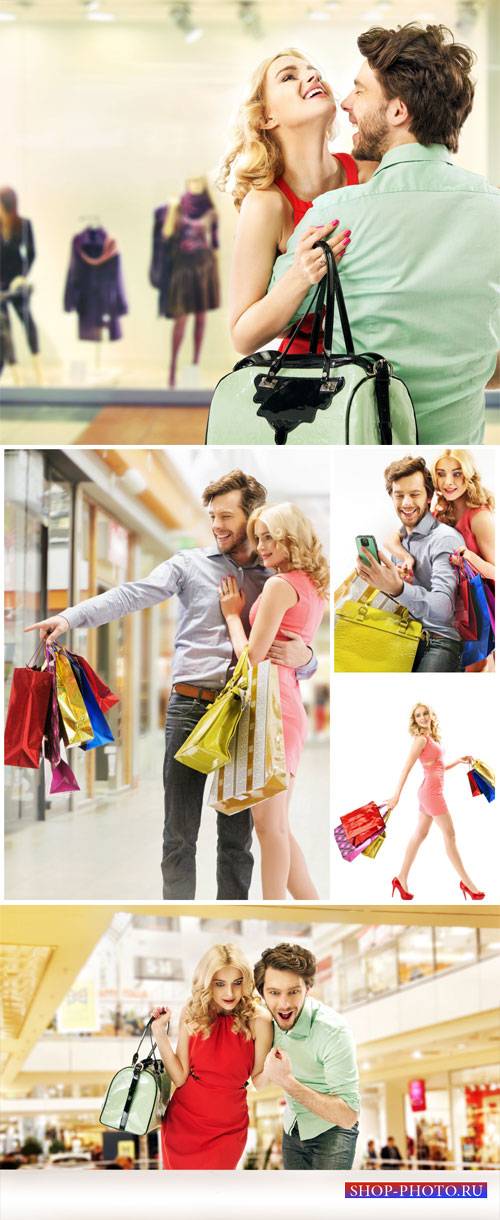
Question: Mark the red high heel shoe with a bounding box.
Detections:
[392,877,414,901]
[460,881,485,901]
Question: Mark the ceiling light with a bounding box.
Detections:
[0,11,16,18]
[412,1050,423,1059]
[170,2,203,42]
[238,1,263,38]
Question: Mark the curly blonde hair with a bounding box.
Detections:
[432,449,495,526]
[248,502,329,597]
[184,944,258,1041]
[217,48,333,209]
[409,703,441,742]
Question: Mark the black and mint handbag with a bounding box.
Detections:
[206,241,418,446]
[100,1018,172,1136]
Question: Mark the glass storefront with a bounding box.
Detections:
[329,925,499,1011]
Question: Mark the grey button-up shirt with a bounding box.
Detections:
[394,511,462,639]
[63,544,316,686]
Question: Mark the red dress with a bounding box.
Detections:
[249,571,325,776]
[161,1014,254,1169]
[276,152,358,355]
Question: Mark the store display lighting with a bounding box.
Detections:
[238,1,263,38]
[0,10,16,18]
[412,1050,423,1059]
[170,2,203,42]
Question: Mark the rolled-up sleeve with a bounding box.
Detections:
[395,544,459,627]
[320,1024,360,1113]
[63,553,187,630]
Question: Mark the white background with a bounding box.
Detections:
[2,1171,499,1219]
[331,673,499,904]
[331,446,496,589]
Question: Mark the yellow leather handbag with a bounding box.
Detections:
[335,586,424,673]
[174,648,251,774]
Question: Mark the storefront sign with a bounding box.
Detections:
[409,1079,427,1112]
[56,978,99,1033]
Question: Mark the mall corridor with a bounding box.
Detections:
[4,739,329,901]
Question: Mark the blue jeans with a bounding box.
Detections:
[162,693,254,900]
[412,634,462,672]
[282,1120,359,1170]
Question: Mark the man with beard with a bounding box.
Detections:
[355,455,463,671]
[268,23,500,444]
[26,470,314,899]
[254,943,359,1170]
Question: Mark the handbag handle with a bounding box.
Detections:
[313,239,355,359]
[133,1015,170,1068]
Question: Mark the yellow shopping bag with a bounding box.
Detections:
[174,649,251,774]
[55,652,93,746]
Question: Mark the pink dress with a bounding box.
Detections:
[249,570,325,775]
[418,737,449,818]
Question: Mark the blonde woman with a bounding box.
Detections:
[219,502,328,900]
[388,703,485,902]
[151,944,272,1169]
[218,49,377,357]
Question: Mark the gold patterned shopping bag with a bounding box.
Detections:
[209,660,288,815]
[55,652,93,746]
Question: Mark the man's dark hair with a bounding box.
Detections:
[358,23,475,153]
[254,942,316,996]
[202,468,267,519]
[384,455,434,501]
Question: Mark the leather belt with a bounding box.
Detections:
[173,683,218,703]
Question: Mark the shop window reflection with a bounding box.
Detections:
[434,927,477,973]
[398,927,434,985]
[4,450,45,830]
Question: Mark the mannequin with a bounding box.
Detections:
[0,186,42,384]
[149,175,220,387]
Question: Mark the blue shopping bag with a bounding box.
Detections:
[68,655,115,751]
[461,569,494,668]
[471,770,495,803]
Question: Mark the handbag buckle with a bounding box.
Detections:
[259,374,279,390]
[320,376,345,395]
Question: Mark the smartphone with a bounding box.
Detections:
[355,534,380,565]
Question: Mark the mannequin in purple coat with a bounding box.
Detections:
[64,227,128,341]
[149,176,220,386]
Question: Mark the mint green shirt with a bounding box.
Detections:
[273,996,360,1140]
[269,144,500,443]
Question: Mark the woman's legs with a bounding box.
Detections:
[433,812,481,890]
[286,780,319,898]
[397,812,432,889]
[252,789,290,899]
[251,777,318,899]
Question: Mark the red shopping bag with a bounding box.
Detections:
[340,800,386,847]
[467,770,481,797]
[454,568,478,641]
[4,650,52,769]
[68,651,119,713]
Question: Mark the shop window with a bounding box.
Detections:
[199,919,243,934]
[478,929,500,960]
[398,927,434,986]
[365,946,398,999]
[434,927,477,974]
[131,917,180,932]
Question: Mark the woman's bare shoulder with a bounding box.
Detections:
[239,185,286,223]
[251,1006,273,1033]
